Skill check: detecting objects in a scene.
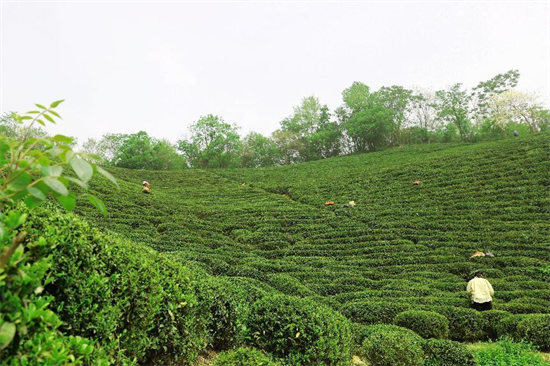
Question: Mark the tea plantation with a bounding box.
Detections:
[71,133,549,364]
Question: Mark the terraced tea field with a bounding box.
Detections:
[76,133,550,327]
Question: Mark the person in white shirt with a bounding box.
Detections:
[466,270,494,311]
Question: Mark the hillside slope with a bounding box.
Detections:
[76,134,550,318]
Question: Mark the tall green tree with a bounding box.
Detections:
[279,96,342,162]
[472,69,520,120]
[178,115,241,169]
[80,133,130,163]
[374,86,415,145]
[240,132,281,167]
[271,129,303,165]
[343,104,394,152]
[435,84,472,142]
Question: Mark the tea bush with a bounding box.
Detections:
[0,103,117,365]
[433,306,487,341]
[423,338,476,366]
[394,310,449,339]
[195,277,247,350]
[361,324,425,366]
[247,294,352,366]
[23,206,209,365]
[214,347,280,366]
[516,314,550,350]
[481,310,512,340]
[496,314,530,340]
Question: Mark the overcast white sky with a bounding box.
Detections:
[1,1,549,144]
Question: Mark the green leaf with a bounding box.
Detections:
[7,172,31,192]
[50,99,65,108]
[65,177,89,190]
[57,194,76,211]
[36,119,46,126]
[97,166,119,188]
[20,116,32,121]
[43,114,55,124]
[86,194,107,216]
[0,322,16,351]
[44,177,69,196]
[47,110,61,118]
[24,195,43,209]
[41,165,63,177]
[35,104,47,109]
[27,186,46,200]
[27,110,40,114]
[70,157,93,183]
[51,135,74,144]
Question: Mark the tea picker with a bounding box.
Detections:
[142,181,152,194]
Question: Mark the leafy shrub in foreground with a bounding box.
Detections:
[516,314,550,350]
[247,294,352,366]
[394,310,449,339]
[196,277,246,350]
[482,310,512,340]
[473,337,549,366]
[0,102,117,365]
[214,347,279,366]
[433,306,487,341]
[496,314,530,340]
[361,324,424,366]
[350,322,372,353]
[423,338,476,366]
[24,207,208,365]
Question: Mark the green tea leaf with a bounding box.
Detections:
[70,157,93,182]
[65,177,89,190]
[7,172,31,192]
[43,114,55,124]
[97,166,119,188]
[52,135,74,144]
[47,110,61,118]
[0,322,16,351]
[87,194,107,216]
[35,104,47,109]
[27,186,46,200]
[44,177,68,196]
[41,165,63,177]
[50,99,65,108]
[57,194,76,211]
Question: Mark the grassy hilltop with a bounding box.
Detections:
[67,133,549,364]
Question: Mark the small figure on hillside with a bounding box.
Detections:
[513,130,519,137]
[485,251,495,258]
[467,270,494,311]
[325,201,336,206]
[412,180,421,186]
[142,181,151,194]
[469,251,485,259]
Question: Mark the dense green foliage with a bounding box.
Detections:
[80,71,550,170]
[423,339,476,366]
[214,347,279,366]
[24,207,211,365]
[71,133,549,357]
[0,102,119,365]
[247,294,352,366]
[361,324,425,366]
[394,310,449,339]
[473,337,550,366]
